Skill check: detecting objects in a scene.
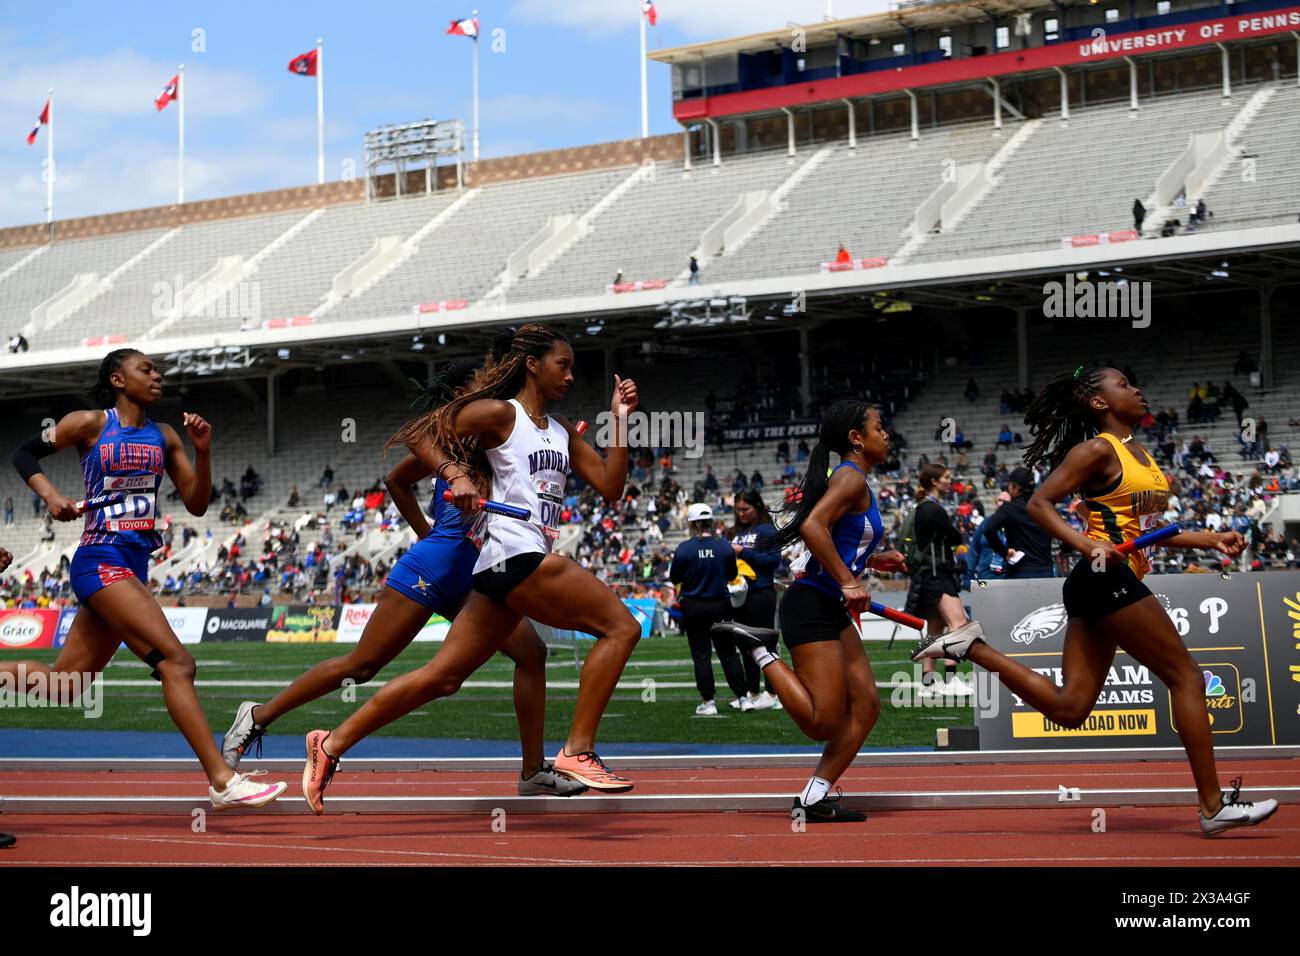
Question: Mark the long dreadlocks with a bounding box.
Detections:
[1021,364,1108,472]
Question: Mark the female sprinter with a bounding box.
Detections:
[301,324,642,811]
[912,365,1277,835]
[713,400,908,823]
[4,349,286,809]
[221,360,584,796]
[726,489,782,710]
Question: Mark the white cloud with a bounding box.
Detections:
[509,0,894,39]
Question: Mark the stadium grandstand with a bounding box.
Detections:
[3,0,1299,612]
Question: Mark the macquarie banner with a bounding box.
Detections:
[0,609,60,650]
[267,605,341,644]
[972,572,1300,750]
[201,608,274,643]
[335,603,450,643]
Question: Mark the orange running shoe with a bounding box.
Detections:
[552,749,633,793]
[302,730,339,815]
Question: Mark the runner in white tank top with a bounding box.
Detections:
[473,399,571,572]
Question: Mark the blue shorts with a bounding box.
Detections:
[385,536,477,614]
[70,543,152,603]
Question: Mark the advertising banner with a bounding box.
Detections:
[200,608,274,643]
[335,603,449,643]
[0,609,59,650]
[973,573,1300,749]
[267,605,341,644]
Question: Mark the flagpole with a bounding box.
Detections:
[472,10,480,163]
[639,3,648,139]
[316,39,325,184]
[177,64,185,205]
[46,88,54,226]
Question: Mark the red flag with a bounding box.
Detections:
[155,74,179,111]
[26,99,49,145]
[642,1,657,26]
[448,16,479,38]
[288,49,319,76]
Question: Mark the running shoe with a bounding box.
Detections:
[750,691,778,711]
[0,833,15,849]
[695,700,719,716]
[518,762,589,797]
[792,790,866,824]
[209,770,287,811]
[302,730,339,815]
[552,749,633,793]
[1200,777,1279,836]
[222,700,266,770]
[711,621,779,656]
[911,620,985,663]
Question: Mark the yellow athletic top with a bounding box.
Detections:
[1081,432,1169,579]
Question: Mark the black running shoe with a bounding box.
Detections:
[0,833,15,849]
[792,790,867,823]
[711,620,779,655]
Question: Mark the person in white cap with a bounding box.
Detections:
[669,503,748,715]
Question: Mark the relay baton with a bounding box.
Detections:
[868,601,927,631]
[575,420,589,435]
[76,492,126,514]
[1116,523,1180,555]
[442,490,530,521]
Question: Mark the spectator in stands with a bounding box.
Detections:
[835,243,852,265]
[3,496,11,526]
[30,490,41,517]
[996,424,1014,449]
[318,463,334,488]
[965,491,1008,586]
[731,469,747,494]
[1160,218,1179,238]
[750,470,764,490]
[323,489,336,514]
[963,378,979,403]
[613,268,624,287]
[703,466,718,494]
[288,485,301,508]
[981,467,1056,579]
[796,438,810,461]
[776,439,790,463]
[1133,198,1147,232]
[1222,382,1248,426]
[688,255,701,285]
[1233,351,1256,377]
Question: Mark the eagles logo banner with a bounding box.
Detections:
[970,574,1300,750]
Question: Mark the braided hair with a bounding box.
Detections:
[388,323,568,494]
[87,348,143,408]
[1021,364,1108,472]
[404,359,482,412]
[772,399,871,549]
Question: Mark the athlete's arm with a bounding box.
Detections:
[1027,438,1123,566]
[801,470,872,613]
[404,433,480,515]
[161,413,212,517]
[1164,528,1247,557]
[980,505,1011,557]
[13,410,104,521]
[385,452,434,538]
[449,398,517,446]
[559,375,638,502]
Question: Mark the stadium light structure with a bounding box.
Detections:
[364,119,465,200]
[163,346,253,378]
[653,294,750,328]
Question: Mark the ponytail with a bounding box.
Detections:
[86,348,143,408]
[772,399,870,549]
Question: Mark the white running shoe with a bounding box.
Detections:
[749,691,778,711]
[911,620,985,663]
[946,674,972,696]
[737,695,756,712]
[222,700,266,770]
[1200,777,1279,836]
[696,700,719,716]
[210,770,287,811]
[518,762,589,797]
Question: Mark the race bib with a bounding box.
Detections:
[103,475,157,532]
[535,478,563,543]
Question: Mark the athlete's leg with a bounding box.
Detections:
[325,591,520,756]
[1109,596,1223,815]
[498,619,549,778]
[0,607,118,703]
[812,628,881,784]
[86,580,235,788]
[967,617,1116,726]
[255,587,434,726]
[504,555,641,754]
[762,638,847,741]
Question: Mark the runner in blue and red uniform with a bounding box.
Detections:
[5,348,286,810]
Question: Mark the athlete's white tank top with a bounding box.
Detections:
[472,399,571,573]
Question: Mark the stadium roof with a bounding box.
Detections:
[649,0,1060,63]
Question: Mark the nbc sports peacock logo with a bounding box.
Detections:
[1010,603,1068,646]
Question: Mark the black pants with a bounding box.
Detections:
[735,587,778,695]
[681,596,748,702]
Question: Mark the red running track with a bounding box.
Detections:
[1,759,1297,866]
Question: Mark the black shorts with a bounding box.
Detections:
[778,582,852,649]
[472,552,546,605]
[903,567,961,616]
[736,585,777,630]
[1061,559,1152,620]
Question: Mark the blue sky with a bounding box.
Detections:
[0,0,892,227]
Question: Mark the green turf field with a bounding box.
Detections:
[0,637,975,747]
